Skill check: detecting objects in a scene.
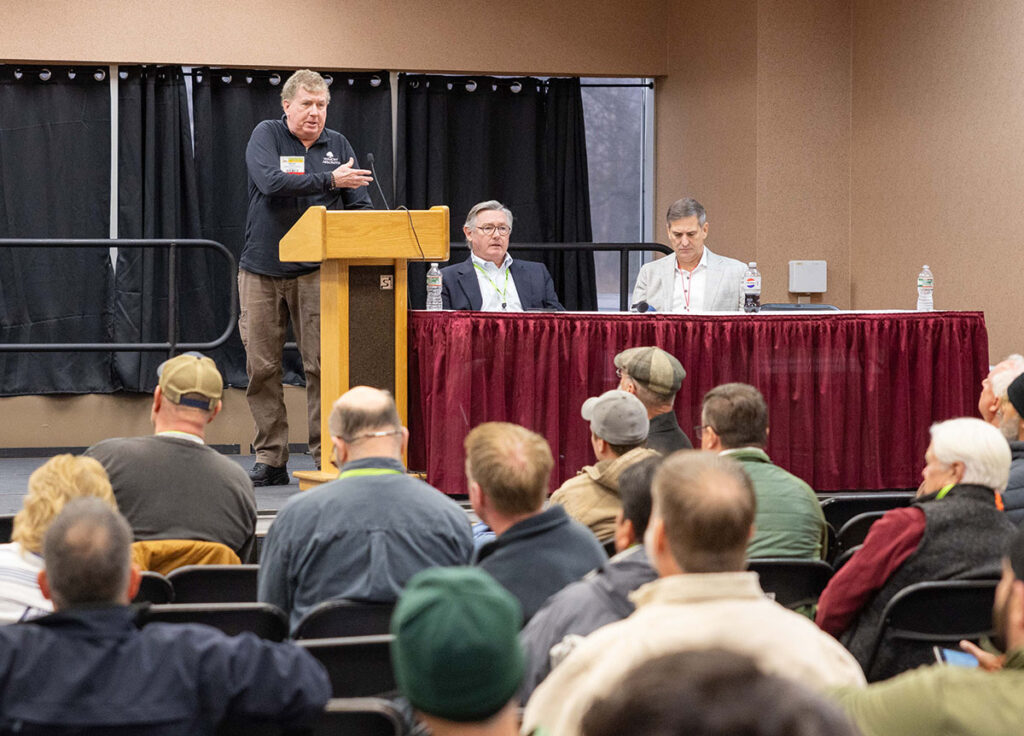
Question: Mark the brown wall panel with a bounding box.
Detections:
[756,0,851,306]
[656,0,758,265]
[0,0,668,76]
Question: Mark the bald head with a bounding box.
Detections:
[647,451,755,574]
[328,386,405,462]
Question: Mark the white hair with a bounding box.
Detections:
[929,417,1011,491]
[464,200,513,233]
[989,354,1024,399]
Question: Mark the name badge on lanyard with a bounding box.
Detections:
[280,156,305,174]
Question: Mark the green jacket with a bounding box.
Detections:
[832,648,1024,736]
[722,447,826,559]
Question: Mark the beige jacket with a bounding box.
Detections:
[522,572,865,736]
[548,447,660,542]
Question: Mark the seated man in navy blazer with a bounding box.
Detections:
[441,200,564,311]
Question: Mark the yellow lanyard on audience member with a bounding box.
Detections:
[337,468,403,480]
[473,263,511,309]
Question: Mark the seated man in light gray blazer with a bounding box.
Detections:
[631,198,747,312]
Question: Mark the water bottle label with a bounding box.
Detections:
[917,277,933,288]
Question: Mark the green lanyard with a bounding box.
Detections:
[337,468,403,480]
[473,263,511,309]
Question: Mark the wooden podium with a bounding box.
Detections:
[279,205,450,489]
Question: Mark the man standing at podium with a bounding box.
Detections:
[241,69,373,486]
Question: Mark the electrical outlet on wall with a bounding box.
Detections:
[379,275,394,290]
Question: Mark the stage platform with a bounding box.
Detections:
[0,453,311,516]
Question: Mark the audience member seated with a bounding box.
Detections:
[997,372,1024,523]
[466,422,606,622]
[816,417,1017,680]
[832,526,1024,736]
[523,452,864,736]
[978,353,1024,426]
[0,498,329,733]
[0,454,117,624]
[441,200,563,311]
[391,567,536,736]
[582,648,860,736]
[614,346,693,453]
[259,386,472,630]
[549,390,659,543]
[520,456,661,699]
[700,383,827,559]
[85,352,257,561]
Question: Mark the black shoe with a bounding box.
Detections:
[249,462,290,487]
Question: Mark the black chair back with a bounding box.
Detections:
[297,636,397,698]
[133,571,174,604]
[820,492,913,532]
[834,511,887,558]
[167,564,259,603]
[831,544,862,573]
[0,514,14,544]
[747,558,833,610]
[140,602,289,641]
[313,698,406,736]
[294,599,396,639]
[864,579,999,681]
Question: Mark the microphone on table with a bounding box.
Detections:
[632,301,656,313]
[364,152,392,210]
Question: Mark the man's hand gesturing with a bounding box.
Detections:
[332,157,373,189]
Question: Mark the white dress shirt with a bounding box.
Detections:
[670,247,709,313]
[470,252,524,312]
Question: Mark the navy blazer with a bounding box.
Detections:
[440,257,565,311]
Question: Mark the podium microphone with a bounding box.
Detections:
[632,301,655,313]
[365,152,392,210]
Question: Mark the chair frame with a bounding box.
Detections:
[166,564,260,603]
[293,598,397,639]
[746,558,833,610]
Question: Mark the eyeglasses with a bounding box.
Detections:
[475,224,511,236]
[341,428,403,443]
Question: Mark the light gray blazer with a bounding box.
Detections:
[631,248,747,312]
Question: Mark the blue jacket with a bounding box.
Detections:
[441,257,564,310]
[0,605,330,734]
[474,505,606,622]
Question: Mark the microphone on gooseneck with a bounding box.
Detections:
[365,152,392,210]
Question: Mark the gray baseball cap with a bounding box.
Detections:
[581,390,650,444]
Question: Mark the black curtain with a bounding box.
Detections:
[192,69,393,387]
[114,66,204,391]
[396,75,596,310]
[0,64,115,395]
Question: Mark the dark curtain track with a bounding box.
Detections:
[191,69,393,387]
[114,66,204,391]
[397,74,596,310]
[0,65,115,394]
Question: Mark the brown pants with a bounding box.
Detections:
[238,268,320,467]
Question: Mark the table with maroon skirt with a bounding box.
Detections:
[407,310,989,495]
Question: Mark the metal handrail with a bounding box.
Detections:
[0,239,237,353]
[450,241,673,311]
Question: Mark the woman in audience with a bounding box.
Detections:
[0,454,117,623]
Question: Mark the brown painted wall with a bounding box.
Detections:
[850,0,1021,360]
[656,0,851,306]
[1,0,668,76]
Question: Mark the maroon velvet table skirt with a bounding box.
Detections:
[407,311,989,494]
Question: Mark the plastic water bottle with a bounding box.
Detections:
[425,263,443,311]
[916,265,934,311]
[743,262,761,313]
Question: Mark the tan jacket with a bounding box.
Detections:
[131,539,240,575]
[522,572,865,736]
[548,447,660,542]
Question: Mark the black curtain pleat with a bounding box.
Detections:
[0,64,115,395]
[192,69,393,387]
[396,74,596,310]
[114,66,205,391]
